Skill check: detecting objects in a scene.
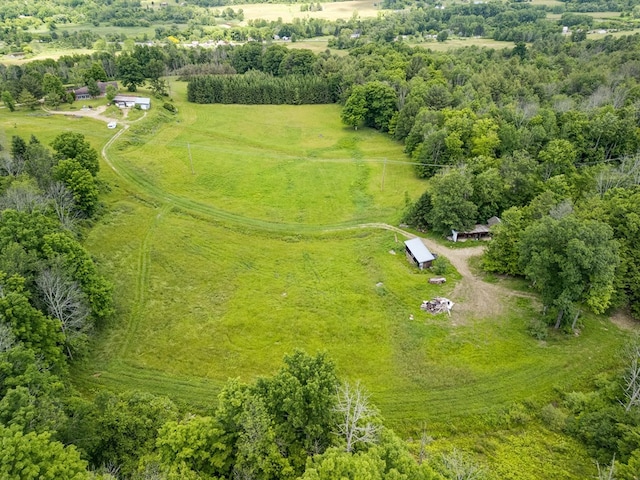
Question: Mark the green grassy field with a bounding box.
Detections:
[411,37,515,52]
[1,81,632,478]
[1,48,95,66]
[237,0,381,24]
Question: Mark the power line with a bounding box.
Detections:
[167,141,449,167]
[164,140,639,171]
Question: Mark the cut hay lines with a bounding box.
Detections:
[74,360,224,410]
[101,127,410,237]
[119,203,172,357]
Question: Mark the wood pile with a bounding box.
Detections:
[429,277,446,284]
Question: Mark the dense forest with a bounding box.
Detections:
[3,0,640,476]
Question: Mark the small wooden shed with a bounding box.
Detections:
[404,238,436,270]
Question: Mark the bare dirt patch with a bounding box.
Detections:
[610,309,640,331]
[45,105,118,124]
[419,239,509,322]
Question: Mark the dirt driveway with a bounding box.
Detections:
[44,105,120,124]
[419,239,512,321]
[358,223,531,322]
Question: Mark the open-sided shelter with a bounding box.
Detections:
[404,238,436,269]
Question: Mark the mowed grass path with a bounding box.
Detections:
[68,84,628,450]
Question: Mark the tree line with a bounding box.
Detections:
[187,71,333,105]
[286,34,640,325]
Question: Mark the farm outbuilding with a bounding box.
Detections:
[451,217,501,242]
[404,238,436,269]
[113,95,151,110]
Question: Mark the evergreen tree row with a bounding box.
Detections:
[187,72,333,105]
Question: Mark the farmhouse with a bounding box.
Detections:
[113,95,151,110]
[72,81,118,100]
[404,238,436,269]
[451,216,501,242]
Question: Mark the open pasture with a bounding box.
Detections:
[411,37,515,52]
[108,85,424,227]
[237,0,382,24]
[0,110,114,152]
[1,48,95,66]
[3,83,630,477]
[73,83,627,439]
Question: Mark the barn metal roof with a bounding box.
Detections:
[113,95,150,105]
[404,238,436,263]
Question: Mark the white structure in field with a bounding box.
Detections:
[113,95,151,110]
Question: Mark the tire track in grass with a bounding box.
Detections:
[102,127,415,236]
[119,203,171,357]
[75,361,224,410]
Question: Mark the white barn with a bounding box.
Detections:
[113,95,151,110]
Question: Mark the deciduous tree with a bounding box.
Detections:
[51,132,99,177]
[53,159,99,217]
[1,90,15,112]
[90,391,178,476]
[429,167,478,236]
[255,350,339,472]
[341,87,366,130]
[117,54,145,92]
[519,215,619,329]
[36,265,91,357]
[0,425,89,479]
[155,416,233,478]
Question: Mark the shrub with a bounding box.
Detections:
[163,102,177,113]
[527,317,548,340]
[430,256,451,276]
[539,404,567,432]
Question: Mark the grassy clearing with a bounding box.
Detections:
[547,11,622,21]
[81,160,627,434]
[81,81,628,438]
[589,27,640,38]
[30,23,186,39]
[287,37,346,54]
[3,83,631,478]
[108,82,424,227]
[237,0,381,23]
[1,48,94,66]
[530,0,564,6]
[410,37,515,52]
[0,110,114,153]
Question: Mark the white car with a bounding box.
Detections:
[107,121,117,129]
